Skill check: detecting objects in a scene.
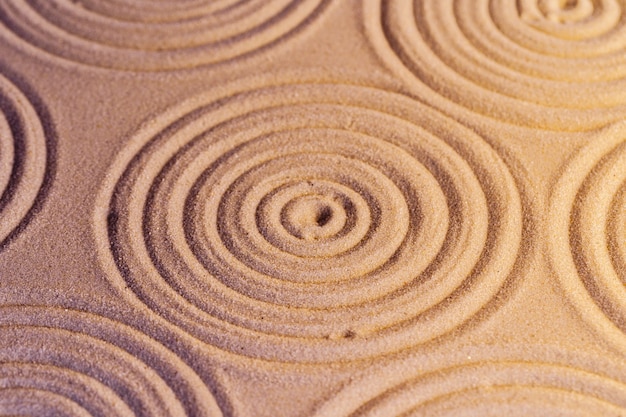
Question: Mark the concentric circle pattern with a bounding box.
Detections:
[0,73,47,248]
[0,306,223,416]
[366,0,626,130]
[313,348,626,416]
[95,81,523,363]
[549,122,626,351]
[0,0,329,71]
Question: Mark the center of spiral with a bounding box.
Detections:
[530,0,595,23]
[560,0,579,11]
[281,195,346,241]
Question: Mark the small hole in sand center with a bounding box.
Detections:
[563,0,577,10]
[291,199,334,230]
[280,193,348,241]
[315,205,333,227]
[343,329,357,339]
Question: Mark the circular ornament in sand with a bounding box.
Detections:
[0,73,47,248]
[0,306,222,416]
[95,78,523,363]
[549,121,626,352]
[366,0,626,130]
[0,0,330,71]
[313,346,626,416]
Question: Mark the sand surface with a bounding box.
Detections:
[0,1,626,415]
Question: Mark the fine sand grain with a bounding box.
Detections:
[0,0,626,416]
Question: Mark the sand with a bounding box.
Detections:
[0,0,625,416]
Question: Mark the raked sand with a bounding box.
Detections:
[1,1,626,416]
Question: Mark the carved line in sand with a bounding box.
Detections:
[549,122,626,352]
[0,0,330,71]
[0,306,223,416]
[365,0,626,131]
[0,73,47,248]
[313,346,626,416]
[95,80,523,363]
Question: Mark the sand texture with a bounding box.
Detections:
[0,0,626,416]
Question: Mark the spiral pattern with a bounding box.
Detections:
[0,73,47,248]
[0,0,329,71]
[313,347,626,416]
[0,306,222,416]
[95,80,523,363]
[365,0,626,130]
[549,122,626,351]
